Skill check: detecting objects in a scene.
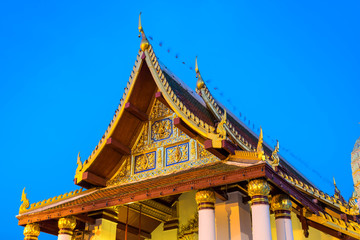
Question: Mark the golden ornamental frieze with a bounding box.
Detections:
[150,99,173,120]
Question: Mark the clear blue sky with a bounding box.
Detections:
[1,1,359,239]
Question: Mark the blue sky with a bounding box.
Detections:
[1,1,359,239]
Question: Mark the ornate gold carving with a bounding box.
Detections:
[271,194,292,211]
[269,140,280,167]
[151,118,172,141]
[20,187,30,213]
[58,216,77,235]
[178,213,198,240]
[150,99,172,120]
[157,148,163,167]
[248,179,270,197]
[166,143,189,166]
[216,110,227,140]
[76,152,83,172]
[24,223,40,240]
[134,151,156,173]
[195,190,216,207]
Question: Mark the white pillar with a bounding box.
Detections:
[58,216,76,240]
[24,223,40,240]
[248,179,272,240]
[195,189,216,240]
[271,194,294,240]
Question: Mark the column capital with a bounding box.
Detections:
[58,216,76,235]
[24,223,40,240]
[248,179,270,197]
[195,190,216,210]
[271,194,292,211]
[271,194,292,219]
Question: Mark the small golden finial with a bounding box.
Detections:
[19,188,30,213]
[138,12,149,51]
[257,127,265,161]
[216,110,227,140]
[195,56,205,90]
[76,152,83,172]
[270,140,280,167]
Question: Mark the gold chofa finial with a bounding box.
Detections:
[195,57,205,90]
[76,152,83,172]
[19,188,30,213]
[138,12,149,51]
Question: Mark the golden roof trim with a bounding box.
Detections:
[279,170,359,216]
[18,188,85,215]
[305,209,360,239]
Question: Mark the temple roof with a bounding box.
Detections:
[17,18,360,239]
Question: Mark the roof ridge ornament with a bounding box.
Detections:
[19,187,30,213]
[269,140,280,168]
[138,12,149,51]
[195,57,205,90]
[216,109,227,140]
[76,152,83,172]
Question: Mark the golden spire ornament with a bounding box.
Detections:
[270,140,280,167]
[257,127,265,161]
[195,57,205,90]
[138,12,149,51]
[216,109,227,140]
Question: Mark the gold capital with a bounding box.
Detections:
[271,194,292,211]
[195,190,216,210]
[248,179,270,197]
[58,216,76,235]
[24,223,40,240]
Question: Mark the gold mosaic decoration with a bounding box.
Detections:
[166,143,189,166]
[134,151,156,173]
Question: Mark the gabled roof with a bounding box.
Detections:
[17,18,360,239]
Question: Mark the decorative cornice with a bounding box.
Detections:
[248,179,270,197]
[23,223,40,240]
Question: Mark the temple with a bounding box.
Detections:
[17,15,360,240]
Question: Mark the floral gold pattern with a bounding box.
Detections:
[271,194,292,211]
[58,216,77,235]
[195,190,216,205]
[248,179,270,197]
[24,223,40,240]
